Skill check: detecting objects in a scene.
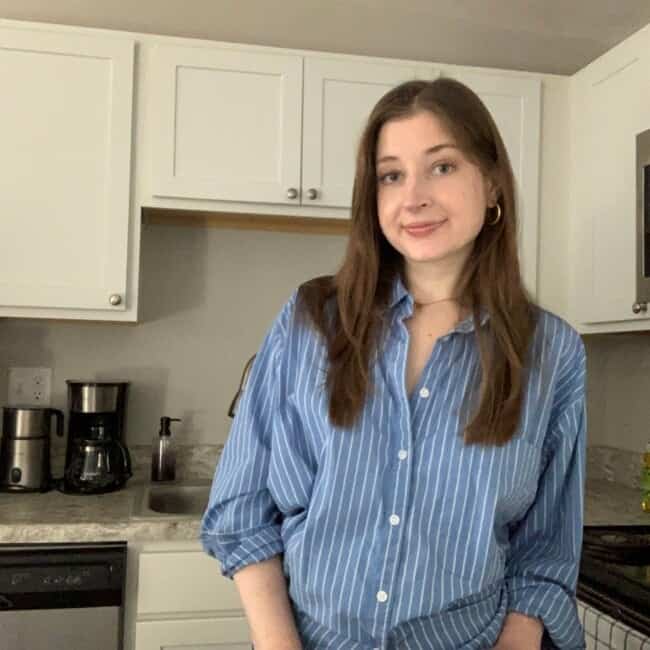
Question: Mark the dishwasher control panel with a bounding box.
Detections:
[0,563,112,593]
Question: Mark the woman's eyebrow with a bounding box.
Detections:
[376,143,458,165]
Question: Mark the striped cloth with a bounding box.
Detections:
[200,278,587,649]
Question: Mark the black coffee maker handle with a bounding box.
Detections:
[48,409,64,437]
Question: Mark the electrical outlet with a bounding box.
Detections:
[8,367,52,406]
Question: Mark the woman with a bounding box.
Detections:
[200,78,586,650]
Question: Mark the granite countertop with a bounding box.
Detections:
[0,479,203,544]
[0,444,224,544]
[0,476,648,545]
[583,478,650,526]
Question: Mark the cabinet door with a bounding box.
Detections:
[0,27,134,312]
[150,45,302,205]
[302,58,428,208]
[135,617,250,650]
[137,550,242,615]
[570,42,650,325]
[444,71,541,296]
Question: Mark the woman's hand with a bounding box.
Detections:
[493,611,543,650]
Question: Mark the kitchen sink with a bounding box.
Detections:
[133,480,212,518]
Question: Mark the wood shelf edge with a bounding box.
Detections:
[141,208,351,236]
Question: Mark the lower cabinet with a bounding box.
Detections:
[129,542,251,650]
[135,618,250,650]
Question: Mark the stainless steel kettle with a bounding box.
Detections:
[0,406,64,492]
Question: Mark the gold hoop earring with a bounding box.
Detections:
[487,203,502,226]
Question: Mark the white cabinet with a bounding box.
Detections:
[443,69,541,296]
[0,20,546,320]
[0,25,136,319]
[569,25,650,330]
[301,58,432,208]
[131,544,250,650]
[135,618,250,650]
[148,45,433,211]
[150,45,303,205]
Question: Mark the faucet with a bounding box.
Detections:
[228,355,256,417]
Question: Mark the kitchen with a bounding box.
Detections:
[0,1,650,648]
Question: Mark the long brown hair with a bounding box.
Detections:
[298,78,537,445]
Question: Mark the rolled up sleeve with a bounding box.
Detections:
[200,298,293,578]
[505,336,587,650]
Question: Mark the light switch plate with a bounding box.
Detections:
[8,367,52,406]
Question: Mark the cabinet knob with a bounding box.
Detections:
[632,301,647,314]
[286,188,298,200]
[109,294,123,306]
[306,188,319,200]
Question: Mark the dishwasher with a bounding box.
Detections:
[0,541,126,650]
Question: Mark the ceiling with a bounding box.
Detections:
[1,0,650,74]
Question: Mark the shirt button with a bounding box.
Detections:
[398,449,408,460]
[419,387,430,398]
[376,590,388,603]
[389,514,400,526]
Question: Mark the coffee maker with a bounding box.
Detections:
[62,381,132,494]
[0,406,64,492]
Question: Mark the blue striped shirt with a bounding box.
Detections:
[200,279,587,650]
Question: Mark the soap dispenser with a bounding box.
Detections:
[151,417,181,482]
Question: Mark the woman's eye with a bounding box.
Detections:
[433,162,455,175]
[377,171,401,184]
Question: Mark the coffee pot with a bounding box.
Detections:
[63,431,132,494]
[0,406,64,492]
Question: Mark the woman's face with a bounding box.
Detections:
[375,110,495,274]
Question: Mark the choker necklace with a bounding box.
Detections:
[413,296,459,308]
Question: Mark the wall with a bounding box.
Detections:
[582,333,650,451]
[0,225,347,445]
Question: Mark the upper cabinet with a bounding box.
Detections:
[443,70,541,295]
[150,46,303,205]
[0,25,137,320]
[0,19,546,320]
[145,47,540,293]
[147,45,434,211]
[301,58,433,208]
[569,25,650,331]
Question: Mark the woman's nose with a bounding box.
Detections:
[402,174,431,210]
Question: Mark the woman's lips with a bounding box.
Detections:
[403,220,447,237]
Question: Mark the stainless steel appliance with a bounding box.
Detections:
[0,541,126,650]
[579,525,650,644]
[634,128,650,314]
[0,406,64,492]
[62,381,132,494]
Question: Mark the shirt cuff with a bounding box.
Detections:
[200,525,284,579]
[506,577,585,650]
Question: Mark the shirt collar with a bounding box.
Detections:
[388,274,410,309]
[387,274,490,334]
